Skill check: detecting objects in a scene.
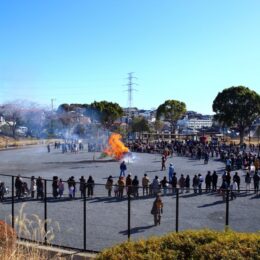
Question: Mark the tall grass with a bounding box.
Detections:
[1,203,62,260]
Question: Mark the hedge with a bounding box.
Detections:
[97,229,260,260]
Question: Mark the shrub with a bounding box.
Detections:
[97,229,260,260]
[0,220,16,253]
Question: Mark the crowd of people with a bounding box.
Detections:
[1,139,259,205]
[3,175,96,201]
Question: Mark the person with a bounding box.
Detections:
[68,176,76,199]
[117,176,125,198]
[152,176,161,195]
[205,171,212,192]
[36,176,44,200]
[0,182,6,201]
[192,175,199,194]
[198,174,203,194]
[126,174,133,196]
[160,176,168,196]
[51,176,58,198]
[178,174,185,193]
[105,175,113,197]
[15,176,23,199]
[168,163,174,183]
[79,176,86,198]
[120,161,127,177]
[204,152,209,164]
[58,178,64,198]
[132,175,139,198]
[233,172,240,192]
[230,180,238,200]
[151,194,163,226]
[226,171,231,187]
[253,171,259,194]
[185,175,190,193]
[86,176,95,198]
[47,144,51,153]
[171,172,177,194]
[142,174,150,196]
[245,172,251,192]
[30,176,36,199]
[250,163,256,179]
[161,155,166,171]
[212,171,218,191]
[226,158,231,172]
[220,179,228,201]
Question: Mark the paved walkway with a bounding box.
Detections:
[0,146,259,251]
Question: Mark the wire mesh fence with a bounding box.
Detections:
[0,173,260,252]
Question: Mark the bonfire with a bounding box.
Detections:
[104,133,129,160]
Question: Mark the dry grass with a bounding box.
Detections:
[0,203,63,260]
[0,136,61,149]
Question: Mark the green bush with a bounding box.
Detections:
[97,230,260,260]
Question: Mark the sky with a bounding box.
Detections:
[0,0,260,114]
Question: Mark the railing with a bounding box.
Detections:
[0,173,259,252]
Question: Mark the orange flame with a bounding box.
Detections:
[104,133,129,160]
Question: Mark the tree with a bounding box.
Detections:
[212,86,260,144]
[89,101,123,129]
[131,117,150,133]
[156,100,186,133]
[0,102,24,138]
[20,103,47,137]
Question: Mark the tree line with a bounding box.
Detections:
[0,86,259,143]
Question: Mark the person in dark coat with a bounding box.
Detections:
[205,171,212,192]
[171,172,177,194]
[52,176,59,198]
[79,176,86,198]
[120,161,127,177]
[132,175,139,197]
[36,176,44,200]
[86,176,95,198]
[185,175,190,193]
[253,172,259,194]
[212,171,218,191]
[233,172,240,192]
[15,176,23,199]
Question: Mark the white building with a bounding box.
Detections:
[177,116,213,130]
[0,116,6,126]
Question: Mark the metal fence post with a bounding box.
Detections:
[176,188,179,233]
[83,188,87,250]
[225,189,229,228]
[44,179,47,244]
[12,176,15,229]
[127,193,131,240]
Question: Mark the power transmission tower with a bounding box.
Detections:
[51,98,56,112]
[125,72,137,117]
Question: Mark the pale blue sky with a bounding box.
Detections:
[0,0,260,114]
